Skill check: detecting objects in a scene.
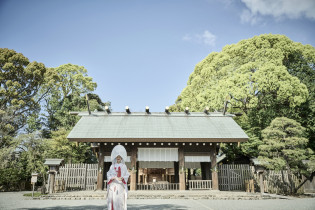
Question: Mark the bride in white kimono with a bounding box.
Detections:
[107,145,130,210]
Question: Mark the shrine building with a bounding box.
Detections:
[67,106,248,191]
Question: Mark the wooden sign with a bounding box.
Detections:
[31,173,38,183]
[31,176,37,183]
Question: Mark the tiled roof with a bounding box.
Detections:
[67,112,248,142]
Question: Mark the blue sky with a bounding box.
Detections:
[1,0,315,112]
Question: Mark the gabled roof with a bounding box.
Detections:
[44,159,64,166]
[67,111,248,142]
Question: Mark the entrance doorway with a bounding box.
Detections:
[137,163,178,190]
[139,168,175,184]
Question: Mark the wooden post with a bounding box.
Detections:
[49,172,55,194]
[210,144,219,190]
[96,144,105,190]
[259,173,264,195]
[178,147,185,190]
[130,146,137,191]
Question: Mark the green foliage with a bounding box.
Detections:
[0,159,26,191]
[0,48,47,145]
[45,129,96,164]
[17,132,49,176]
[259,117,312,172]
[52,64,97,100]
[39,64,102,134]
[1,51,107,191]
[172,34,315,158]
[23,192,42,197]
[258,117,314,194]
[0,133,43,191]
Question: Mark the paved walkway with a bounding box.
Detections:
[1,191,315,210]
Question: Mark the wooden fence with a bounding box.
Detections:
[53,163,306,194]
[189,180,212,190]
[260,170,304,194]
[218,164,305,194]
[55,163,98,191]
[218,164,254,191]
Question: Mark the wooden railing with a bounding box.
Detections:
[137,182,179,190]
[188,180,212,190]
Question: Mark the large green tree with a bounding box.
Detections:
[0,48,48,146]
[171,34,314,157]
[0,132,47,191]
[40,64,99,133]
[259,117,314,194]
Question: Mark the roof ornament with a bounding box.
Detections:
[204,106,209,114]
[185,107,189,114]
[125,106,131,114]
[105,106,111,113]
[165,106,170,114]
[145,106,150,114]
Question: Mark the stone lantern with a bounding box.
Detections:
[251,158,266,195]
[44,159,64,194]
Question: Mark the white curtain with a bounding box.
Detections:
[138,148,178,161]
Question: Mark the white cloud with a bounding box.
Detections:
[241,0,315,23]
[182,30,216,47]
[240,9,261,25]
[221,0,234,7]
[182,34,192,41]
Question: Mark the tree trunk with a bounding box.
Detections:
[294,172,315,194]
[285,158,295,195]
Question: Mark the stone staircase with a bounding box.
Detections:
[37,190,277,200]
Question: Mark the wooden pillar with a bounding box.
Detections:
[96,144,105,190]
[178,147,185,190]
[130,146,137,191]
[210,144,219,190]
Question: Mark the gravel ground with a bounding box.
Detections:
[1,191,315,210]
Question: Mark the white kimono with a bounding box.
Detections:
[107,163,130,210]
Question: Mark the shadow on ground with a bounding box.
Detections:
[22,204,188,210]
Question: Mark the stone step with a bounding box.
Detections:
[37,191,272,200]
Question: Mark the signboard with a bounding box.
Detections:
[31,176,37,183]
[31,173,38,184]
